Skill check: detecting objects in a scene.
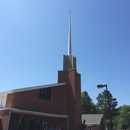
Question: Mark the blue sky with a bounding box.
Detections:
[0,0,130,107]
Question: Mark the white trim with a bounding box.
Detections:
[6,109,11,130]
[0,95,7,108]
[9,108,68,118]
[85,123,100,125]
[0,83,66,95]
[87,124,92,126]
[67,116,69,130]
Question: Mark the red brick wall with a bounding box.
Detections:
[75,73,82,130]
[5,69,81,130]
[100,117,106,130]
[93,118,106,130]
[58,69,81,130]
[85,117,106,130]
[0,118,2,130]
[91,125,99,130]
[6,85,68,115]
[5,93,14,108]
[0,109,10,130]
[9,112,67,130]
[0,109,9,117]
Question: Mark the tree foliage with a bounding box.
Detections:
[116,105,130,129]
[80,119,86,130]
[81,91,98,114]
[18,114,26,130]
[28,118,36,130]
[96,90,118,129]
[82,89,130,129]
[36,120,42,130]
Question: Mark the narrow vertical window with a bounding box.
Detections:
[48,87,51,100]
[39,89,42,98]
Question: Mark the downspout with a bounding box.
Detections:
[67,116,69,130]
[6,109,11,130]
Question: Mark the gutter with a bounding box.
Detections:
[10,108,68,118]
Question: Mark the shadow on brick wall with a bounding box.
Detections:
[0,119,3,130]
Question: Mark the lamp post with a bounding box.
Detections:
[97,84,112,130]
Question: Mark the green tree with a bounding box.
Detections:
[96,90,118,129]
[28,118,36,130]
[81,91,98,114]
[117,105,130,129]
[18,114,26,130]
[36,120,42,130]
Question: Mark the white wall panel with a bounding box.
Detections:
[0,95,7,109]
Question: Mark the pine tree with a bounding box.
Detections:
[28,118,36,130]
[81,91,98,114]
[96,90,118,129]
[36,120,42,130]
[18,114,26,130]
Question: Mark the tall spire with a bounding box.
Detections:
[63,12,76,71]
[68,11,71,55]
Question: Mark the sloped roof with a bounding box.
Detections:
[0,82,66,96]
[82,114,104,125]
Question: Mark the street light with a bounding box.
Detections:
[97,84,112,130]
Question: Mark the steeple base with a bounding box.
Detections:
[63,54,76,71]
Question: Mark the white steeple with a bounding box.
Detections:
[68,11,71,55]
[63,12,77,71]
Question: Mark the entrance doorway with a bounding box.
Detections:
[42,122,49,130]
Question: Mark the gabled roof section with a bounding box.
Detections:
[82,114,104,125]
[0,82,66,96]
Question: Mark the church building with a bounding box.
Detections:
[0,15,82,130]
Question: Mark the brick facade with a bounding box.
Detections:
[85,117,106,130]
[0,109,10,130]
[0,69,81,130]
[58,69,81,130]
[8,112,67,130]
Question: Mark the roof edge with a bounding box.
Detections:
[0,82,66,95]
[0,108,68,118]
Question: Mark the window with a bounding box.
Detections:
[42,122,49,130]
[39,88,51,100]
[88,126,92,130]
